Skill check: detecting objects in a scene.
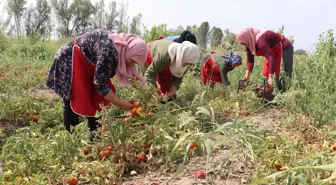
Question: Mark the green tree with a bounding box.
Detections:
[129,13,142,35]
[24,0,51,38]
[197,21,210,50]
[169,25,185,36]
[222,28,240,51]
[294,49,308,56]
[209,26,223,49]
[186,24,198,35]
[51,0,72,37]
[7,0,26,37]
[69,0,95,35]
[142,24,170,43]
[105,1,119,31]
[117,2,129,33]
[92,0,105,29]
[277,25,295,44]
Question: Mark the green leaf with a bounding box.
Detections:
[326,131,336,136]
[195,107,210,117]
[285,172,294,185]
[214,122,234,132]
[0,129,7,137]
[160,129,175,141]
[180,116,197,127]
[312,163,336,171]
[205,139,212,168]
[171,132,193,155]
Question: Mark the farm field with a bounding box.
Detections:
[1,29,336,185]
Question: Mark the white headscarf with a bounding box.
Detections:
[168,41,200,78]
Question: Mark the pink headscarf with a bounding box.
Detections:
[109,33,148,87]
[236,27,266,55]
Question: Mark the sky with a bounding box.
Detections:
[2,0,336,52]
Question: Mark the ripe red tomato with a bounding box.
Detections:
[274,160,282,171]
[28,116,33,121]
[107,145,113,152]
[33,117,39,123]
[133,101,140,108]
[189,142,196,150]
[193,170,206,179]
[131,107,138,115]
[137,152,147,162]
[100,150,110,158]
[83,147,89,155]
[67,177,78,185]
[146,108,152,116]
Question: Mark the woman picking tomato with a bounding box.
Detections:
[160,30,197,45]
[46,29,148,133]
[236,27,294,92]
[144,40,200,101]
[200,51,242,86]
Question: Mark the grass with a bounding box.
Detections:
[0,30,336,184]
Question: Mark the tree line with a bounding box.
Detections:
[0,0,307,54]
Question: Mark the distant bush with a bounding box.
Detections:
[0,29,8,53]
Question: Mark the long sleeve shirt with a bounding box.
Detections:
[200,53,231,85]
[46,29,118,100]
[246,30,292,75]
[144,40,183,89]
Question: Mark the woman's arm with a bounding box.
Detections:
[219,63,230,85]
[94,38,134,110]
[104,90,134,110]
[243,47,254,80]
[144,56,167,85]
[246,47,255,72]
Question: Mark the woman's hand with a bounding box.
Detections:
[268,74,275,86]
[167,85,177,98]
[166,92,175,99]
[243,70,251,81]
[118,99,135,110]
[104,90,134,110]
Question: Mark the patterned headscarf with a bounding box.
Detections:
[221,52,242,71]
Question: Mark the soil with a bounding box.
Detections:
[0,101,298,185]
[0,118,24,141]
[33,83,60,101]
[121,108,286,185]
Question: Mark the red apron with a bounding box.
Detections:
[257,35,284,78]
[70,39,116,117]
[146,43,173,95]
[201,52,222,85]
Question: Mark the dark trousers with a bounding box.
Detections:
[63,99,100,132]
[283,44,294,78]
